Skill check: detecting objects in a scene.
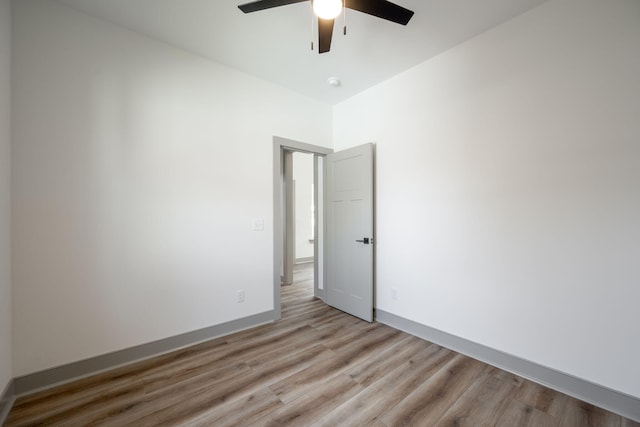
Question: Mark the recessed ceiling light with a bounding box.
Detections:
[327,77,341,87]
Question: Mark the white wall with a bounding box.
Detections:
[334,0,640,399]
[293,152,314,261]
[0,0,12,391]
[12,0,332,376]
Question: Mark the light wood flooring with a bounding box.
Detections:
[6,263,639,426]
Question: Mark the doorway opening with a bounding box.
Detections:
[288,152,315,302]
[274,138,375,323]
[273,137,332,320]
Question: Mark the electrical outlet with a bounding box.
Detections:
[237,289,245,303]
[252,219,264,231]
[391,287,399,301]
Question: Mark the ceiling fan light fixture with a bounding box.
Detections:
[313,0,342,20]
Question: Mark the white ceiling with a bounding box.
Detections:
[54,0,547,104]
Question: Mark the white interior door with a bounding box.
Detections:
[325,143,374,322]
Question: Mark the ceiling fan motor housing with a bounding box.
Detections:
[238,0,414,54]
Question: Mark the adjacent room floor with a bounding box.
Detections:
[6,263,638,426]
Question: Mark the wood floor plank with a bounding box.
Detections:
[559,397,624,427]
[261,373,363,427]
[434,367,518,426]
[622,418,640,427]
[307,309,349,329]
[69,363,257,425]
[7,377,146,426]
[496,399,559,427]
[138,349,251,395]
[312,344,455,427]
[268,325,403,404]
[177,386,283,426]
[105,342,334,426]
[250,343,336,377]
[345,334,431,388]
[490,366,525,388]
[6,264,637,427]
[242,329,336,368]
[8,335,230,414]
[379,354,486,426]
[514,378,570,418]
[316,318,384,351]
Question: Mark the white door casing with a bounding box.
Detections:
[273,137,332,320]
[325,143,374,322]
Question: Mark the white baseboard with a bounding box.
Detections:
[375,309,640,423]
[8,309,638,423]
[0,379,15,426]
[12,311,275,397]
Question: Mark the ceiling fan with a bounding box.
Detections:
[238,0,414,54]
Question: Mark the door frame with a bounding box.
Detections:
[273,136,332,320]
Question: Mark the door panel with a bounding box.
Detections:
[325,143,374,322]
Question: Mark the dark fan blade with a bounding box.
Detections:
[318,18,334,54]
[238,0,307,13]
[345,0,414,25]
